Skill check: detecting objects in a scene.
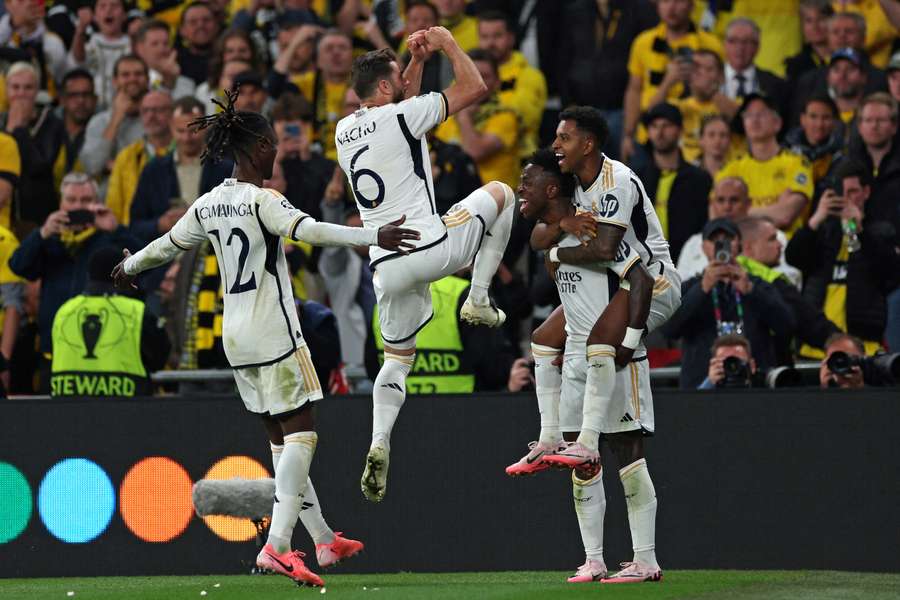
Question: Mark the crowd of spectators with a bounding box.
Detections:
[0,0,898,396]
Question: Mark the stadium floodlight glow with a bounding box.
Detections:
[201,456,270,542]
[0,462,32,543]
[38,458,115,543]
[120,457,194,542]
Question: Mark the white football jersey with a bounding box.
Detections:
[335,92,449,267]
[573,155,674,270]
[166,179,309,368]
[556,233,640,343]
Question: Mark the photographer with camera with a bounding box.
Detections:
[820,332,900,388]
[786,158,897,359]
[9,172,141,392]
[663,218,796,389]
[698,334,758,389]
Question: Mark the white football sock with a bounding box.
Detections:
[468,183,514,304]
[371,352,414,449]
[577,344,615,451]
[267,431,317,553]
[573,468,606,563]
[298,478,334,545]
[531,343,562,445]
[271,443,333,545]
[620,458,659,569]
[270,442,283,471]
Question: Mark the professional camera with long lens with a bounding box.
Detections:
[826,351,900,386]
[718,356,751,388]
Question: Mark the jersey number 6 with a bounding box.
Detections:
[210,227,258,294]
[350,145,385,209]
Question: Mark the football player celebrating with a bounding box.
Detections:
[113,88,418,587]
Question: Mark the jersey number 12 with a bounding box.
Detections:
[209,227,258,294]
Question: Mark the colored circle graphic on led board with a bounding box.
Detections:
[201,456,270,541]
[38,458,115,543]
[120,457,194,542]
[0,462,31,543]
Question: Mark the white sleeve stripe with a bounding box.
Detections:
[289,215,309,241]
[169,233,190,251]
[595,218,629,229]
[439,92,449,123]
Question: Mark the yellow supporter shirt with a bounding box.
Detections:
[694,0,801,76]
[673,96,720,163]
[292,71,349,161]
[443,15,479,52]
[136,0,187,30]
[0,133,22,230]
[832,0,899,68]
[497,51,547,160]
[435,104,520,188]
[655,170,678,237]
[716,149,814,237]
[799,237,882,358]
[106,140,170,225]
[628,22,723,112]
[0,225,23,334]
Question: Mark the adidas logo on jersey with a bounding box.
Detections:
[381,382,403,392]
[620,413,634,423]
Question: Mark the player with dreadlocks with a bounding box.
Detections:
[113,88,420,587]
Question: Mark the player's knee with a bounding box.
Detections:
[485,181,514,213]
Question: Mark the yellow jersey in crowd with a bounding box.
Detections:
[0,133,22,230]
[717,149,814,237]
[832,0,899,68]
[291,72,349,162]
[435,101,520,188]
[497,51,547,161]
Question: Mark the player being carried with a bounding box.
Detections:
[514,148,661,584]
[510,108,682,584]
[336,27,516,503]
[112,88,419,587]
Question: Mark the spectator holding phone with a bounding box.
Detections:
[271,92,336,221]
[9,172,140,391]
[662,218,796,388]
[786,159,897,359]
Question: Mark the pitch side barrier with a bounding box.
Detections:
[2,389,898,577]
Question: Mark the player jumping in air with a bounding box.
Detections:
[336,27,516,503]
[112,88,419,587]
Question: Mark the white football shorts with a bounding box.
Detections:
[646,261,682,334]
[233,344,323,415]
[372,187,499,345]
[559,340,655,435]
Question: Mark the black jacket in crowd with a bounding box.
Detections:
[785,217,897,343]
[558,0,658,110]
[662,274,796,389]
[637,154,711,262]
[3,106,66,231]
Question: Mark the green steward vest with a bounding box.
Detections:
[50,294,148,397]
[373,276,475,394]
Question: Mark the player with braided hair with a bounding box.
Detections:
[113,87,420,587]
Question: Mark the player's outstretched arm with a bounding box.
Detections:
[293,215,420,251]
[112,208,206,288]
[424,26,487,115]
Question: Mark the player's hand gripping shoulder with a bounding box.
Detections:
[377,215,421,254]
[559,213,597,245]
[111,249,137,290]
